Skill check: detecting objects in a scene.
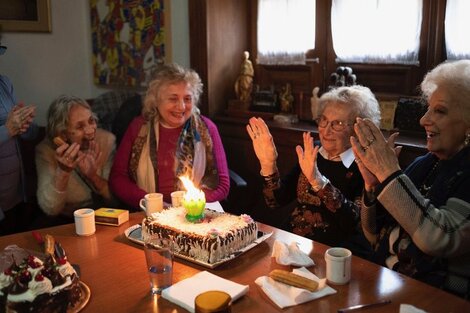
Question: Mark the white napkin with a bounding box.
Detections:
[255,267,336,309]
[400,304,428,313]
[272,240,315,267]
[162,271,248,313]
[206,201,224,213]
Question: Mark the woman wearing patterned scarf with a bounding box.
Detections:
[109,64,229,208]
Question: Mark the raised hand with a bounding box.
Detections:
[246,117,278,175]
[77,140,102,179]
[55,142,83,173]
[5,103,36,137]
[351,118,401,183]
[295,132,321,185]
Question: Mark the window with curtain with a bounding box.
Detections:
[257,0,316,65]
[445,0,470,60]
[331,0,422,64]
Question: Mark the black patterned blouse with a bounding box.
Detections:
[262,153,364,247]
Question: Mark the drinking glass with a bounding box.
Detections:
[144,235,173,295]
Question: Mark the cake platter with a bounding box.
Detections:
[124,224,272,269]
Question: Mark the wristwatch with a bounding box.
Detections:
[311,175,329,192]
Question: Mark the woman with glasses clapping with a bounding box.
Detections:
[246,85,380,256]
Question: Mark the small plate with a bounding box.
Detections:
[69,281,91,313]
[124,224,272,269]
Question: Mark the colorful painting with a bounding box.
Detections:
[90,0,170,87]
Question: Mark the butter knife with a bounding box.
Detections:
[337,300,392,313]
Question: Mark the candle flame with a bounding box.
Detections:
[179,176,205,201]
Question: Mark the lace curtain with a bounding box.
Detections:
[257,0,316,65]
[331,0,422,64]
[445,0,470,60]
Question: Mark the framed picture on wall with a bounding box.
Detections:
[0,0,51,32]
[90,0,172,87]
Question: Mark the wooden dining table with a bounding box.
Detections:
[1,212,469,312]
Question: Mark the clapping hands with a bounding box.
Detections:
[351,118,402,188]
[6,103,36,137]
[55,139,101,178]
[77,140,103,179]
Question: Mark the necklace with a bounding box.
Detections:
[329,154,341,161]
[419,160,440,196]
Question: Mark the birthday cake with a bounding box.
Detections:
[0,240,82,313]
[141,207,258,264]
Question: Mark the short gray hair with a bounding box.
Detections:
[318,85,381,126]
[142,63,203,121]
[46,95,95,142]
[421,59,470,126]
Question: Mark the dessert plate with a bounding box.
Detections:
[124,224,272,269]
[69,282,91,313]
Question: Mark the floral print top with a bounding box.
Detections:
[262,154,363,246]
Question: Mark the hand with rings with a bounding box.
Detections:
[363,137,375,150]
[246,117,278,172]
[351,118,402,182]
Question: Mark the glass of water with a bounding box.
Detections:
[144,235,173,295]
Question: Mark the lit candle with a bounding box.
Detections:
[179,176,206,222]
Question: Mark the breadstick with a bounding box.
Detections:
[53,136,66,146]
[269,269,319,292]
[44,234,55,255]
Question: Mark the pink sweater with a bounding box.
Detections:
[109,116,229,208]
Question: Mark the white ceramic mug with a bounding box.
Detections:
[73,208,96,236]
[140,193,164,216]
[170,191,185,207]
[325,247,352,285]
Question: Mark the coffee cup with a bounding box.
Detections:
[171,191,185,207]
[73,208,96,236]
[325,247,352,285]
[140,193,163,216]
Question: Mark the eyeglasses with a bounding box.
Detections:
[315,116,353,131]
[0,45,7,56]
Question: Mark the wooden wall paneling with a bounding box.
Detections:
[190,0,250,118]
[189,0,209,114]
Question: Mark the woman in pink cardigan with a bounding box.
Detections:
[109,64,229,209]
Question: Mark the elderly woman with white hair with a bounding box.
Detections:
[247,85,381,254]
[36,95,115,221]
[352,60,470,297]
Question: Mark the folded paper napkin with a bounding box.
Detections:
[255,267,336,309]
[400,304,428,313]
[272,240,315,266]
[162,271,249,313]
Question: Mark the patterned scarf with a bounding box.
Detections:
[129,114,219,192]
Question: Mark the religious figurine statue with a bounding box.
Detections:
[279,83,294,113]
[234,51,254,105]
[310,86,320,120]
